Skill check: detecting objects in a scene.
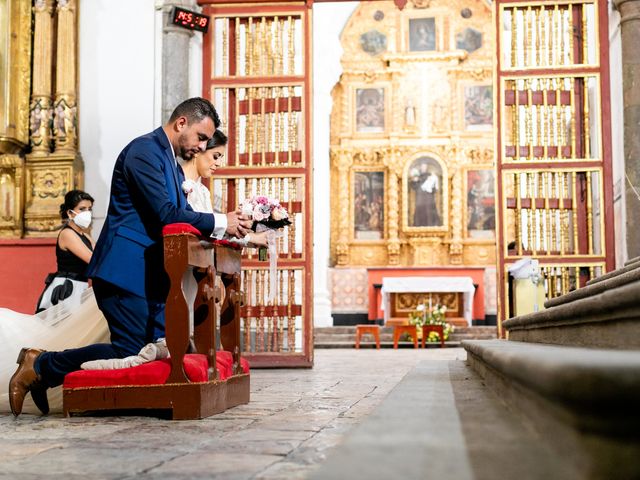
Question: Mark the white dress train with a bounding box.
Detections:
[0,287,109,414]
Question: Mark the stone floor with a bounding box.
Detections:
[0,348,571,479]
[0,349,461,479]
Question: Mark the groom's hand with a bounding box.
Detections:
[225,210,252,238]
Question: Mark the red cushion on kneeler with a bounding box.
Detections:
[162,223,202,237]
[63,352,250,389]
[216,350,250,379]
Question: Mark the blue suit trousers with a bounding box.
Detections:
[35,278,166,388]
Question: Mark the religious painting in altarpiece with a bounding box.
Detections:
[329,0,496,269]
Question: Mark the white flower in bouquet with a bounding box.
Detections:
[416,303,425,311]
[271,205,287,221]
[241,202,254,217]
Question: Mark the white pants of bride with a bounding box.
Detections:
[0,287,109,414]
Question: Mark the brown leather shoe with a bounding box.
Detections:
[9,348,47,416]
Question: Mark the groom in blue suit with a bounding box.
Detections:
[9,98,252,416]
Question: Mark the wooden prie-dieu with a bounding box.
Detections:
[62,223,250,419]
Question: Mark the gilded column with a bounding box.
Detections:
[449,163,464,264]
[387,148,401,265]
[613,0,640,258]
[53,0,77,153]
[30,0,55,154]
[24,0,81,236]
[0,0,31,237]
[335,151,350,266]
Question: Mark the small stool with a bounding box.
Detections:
[421,324,445,348]
[393,325,418,349]
[355,325,381,349]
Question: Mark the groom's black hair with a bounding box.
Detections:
[169,97,221,129]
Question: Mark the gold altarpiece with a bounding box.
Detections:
[330,0,497,269]
[0,0,82,238]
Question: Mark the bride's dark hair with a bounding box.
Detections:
[60,189,94,220]
[206,130,228,150]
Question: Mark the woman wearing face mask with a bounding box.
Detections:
[35,190,96,313]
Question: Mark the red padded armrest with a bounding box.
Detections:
[162,223,202,237]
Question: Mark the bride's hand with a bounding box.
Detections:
[246,231,269,247]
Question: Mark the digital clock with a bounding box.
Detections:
[171,7,210,33]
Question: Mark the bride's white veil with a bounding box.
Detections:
[0,287,109,414]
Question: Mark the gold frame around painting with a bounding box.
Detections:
[460,82,493,132]
[400,12,444,54]
[350,167,386,242]
[351,84,390,137]
[463,165,496,242]
[401,152,449,235]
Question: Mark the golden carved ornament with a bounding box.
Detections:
[463,147,494,165]
[382,51,467,65]
[395,292,458,312]
[449,242,464,265]
[410,0,431,8]
[24,216,61,233]
[353,149,386,166]
[30,169,68,200]
[448,67,492,82]
[387,239,401,265]
[0,154,24,235]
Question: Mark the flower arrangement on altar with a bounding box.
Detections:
[408,302,454,342]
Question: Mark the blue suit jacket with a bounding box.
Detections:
[87,127,215,300]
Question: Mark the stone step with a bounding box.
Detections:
[314,326,497,348]
[313,341,462,349]
[504,264,640,348]
[314,326,497,335]
[313,332,496,343]
[463,339,640,478]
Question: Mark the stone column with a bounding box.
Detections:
[30,0,55,155]
[161,0,197,122]
[614,0,640,258]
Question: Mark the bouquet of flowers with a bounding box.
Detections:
[408,303,454,343]
[239,195,291,303]
[240,195,291,232]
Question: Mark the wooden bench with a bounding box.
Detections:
[355,324,381,349]
[421,324,445,348]
[393,325,418,349]
[62,223,250,419]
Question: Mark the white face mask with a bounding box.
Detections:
[71,210,92,229]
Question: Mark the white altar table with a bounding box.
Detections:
[380,276,476,326]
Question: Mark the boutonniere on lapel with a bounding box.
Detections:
[181,180,195,195]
